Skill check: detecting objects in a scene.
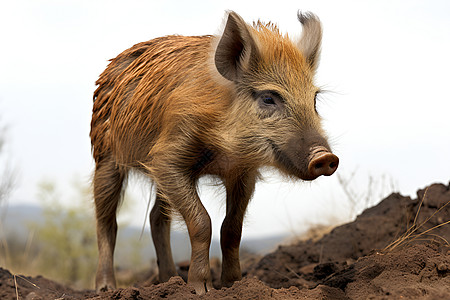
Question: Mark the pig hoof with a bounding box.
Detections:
[222,279,237,288]
[96,283,116,293]
[190,280,213,295]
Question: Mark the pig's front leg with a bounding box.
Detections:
[220,170,257,287]
[156,170,213,295]
[184,200,213,295]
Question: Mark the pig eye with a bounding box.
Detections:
[314,90,320,112]
[262,95,275,105]
[254,90,283,107]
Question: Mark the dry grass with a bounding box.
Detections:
[383,187,450,253]
[13,274,42,300]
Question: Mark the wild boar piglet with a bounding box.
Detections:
[90,10,338,295]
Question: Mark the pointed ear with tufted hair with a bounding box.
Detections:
[297,11,323,71]
[214,11,259,82]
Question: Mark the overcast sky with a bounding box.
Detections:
[1,0,449,239]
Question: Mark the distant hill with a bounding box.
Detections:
[0,204,288,267]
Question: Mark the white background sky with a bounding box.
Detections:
[1,0,449,239]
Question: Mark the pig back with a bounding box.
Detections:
[91,35,231,168]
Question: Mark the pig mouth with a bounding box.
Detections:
[268,140,338,181]
[268,139,310,180]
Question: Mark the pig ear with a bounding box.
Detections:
[297,12,322,71]
[215,11,259,82]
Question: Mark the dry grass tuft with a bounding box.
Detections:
[383,187,450,253]
[13,273,41,300]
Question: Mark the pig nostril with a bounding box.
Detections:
[308,152,339,179]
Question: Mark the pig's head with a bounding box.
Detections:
[214,11,338,180]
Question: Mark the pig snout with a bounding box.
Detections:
[307,147,339,179]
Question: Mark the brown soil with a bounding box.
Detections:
[2,183,449,300]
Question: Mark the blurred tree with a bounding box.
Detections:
[31,181,97,288]
[0,115,15,270]
[0,115,14,210]
[31,179,149,289]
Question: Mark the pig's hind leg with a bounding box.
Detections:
[93,158,126,292]
[150,192,177,282]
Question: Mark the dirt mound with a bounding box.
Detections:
[86,276,322,300]
[0,267,96,300]
[325,243,450,299]
[2,183,449,299]
[246,183,450,290]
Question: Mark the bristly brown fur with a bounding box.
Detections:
[90,10,337,295]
